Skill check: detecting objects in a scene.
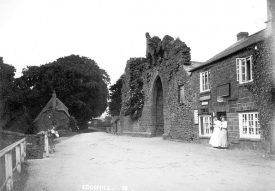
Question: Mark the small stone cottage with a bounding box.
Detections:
[33,91,70,132]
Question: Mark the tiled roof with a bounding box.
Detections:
[34,93,70,122]
[190,29,268,72]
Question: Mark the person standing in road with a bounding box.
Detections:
[219,116,228,148]
[209,116,221,148]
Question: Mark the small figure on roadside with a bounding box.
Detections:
[209,116,221,148]
[48,125,59,153]
[219,116,228,148]
[50,125,59,138]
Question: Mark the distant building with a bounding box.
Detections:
[33,91,70,132]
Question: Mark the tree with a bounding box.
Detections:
[0,58,34,133]
[109,75,123,116]
[0,58,16,129]
[17,55,110,130]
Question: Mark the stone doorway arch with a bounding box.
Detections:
[152,76,164,136]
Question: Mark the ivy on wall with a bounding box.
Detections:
[122,33,191,121]
[246,39,275,141]
[109,75,124,116]
[124,58,148,120]
[146,34,191,81]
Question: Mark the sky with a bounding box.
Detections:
[0,0,267,84]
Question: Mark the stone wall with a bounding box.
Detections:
[119,58,149,135]
[26,134,45,159]
[120,33,196,140]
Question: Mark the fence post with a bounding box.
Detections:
[24,140,26,158]
[20,142,25,162]
[44,133,49,157]
[5,152,13,191]
[15,146,21,173]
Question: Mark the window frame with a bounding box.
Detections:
[238,112,260,139]
[199,115,212,137]
[236,56,253,84]
[200,71,210,93]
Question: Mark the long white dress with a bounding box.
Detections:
[209,120,221,147]
[219,121,228,148]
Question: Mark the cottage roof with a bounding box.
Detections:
[33,91,70,122]
[189,29,268,72]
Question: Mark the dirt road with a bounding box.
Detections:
[23,132,275,191]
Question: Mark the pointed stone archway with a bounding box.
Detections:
[152,76,164,136]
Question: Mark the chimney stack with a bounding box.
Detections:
[267,0,272,28]
[266,0,275,34]
[237,32,249,41]
[0,57,3,64]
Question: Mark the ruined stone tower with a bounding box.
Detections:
[119,33,200,140]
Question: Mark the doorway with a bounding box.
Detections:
[217,112,226,120]
[153,76,164,136]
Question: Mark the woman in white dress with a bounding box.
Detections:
[219,116,228,148]
[209,117,221,147]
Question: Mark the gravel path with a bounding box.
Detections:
[23,132,275,191]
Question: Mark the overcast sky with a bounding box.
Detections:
[0,0,267,84]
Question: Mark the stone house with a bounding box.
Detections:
[33,91,70,132]
[189,29,275,149]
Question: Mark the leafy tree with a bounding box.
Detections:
[69,116,78,132]
[109,75,123,116]
[0,58,34,132]
[17,55,110,129]
[0,59,16,129]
